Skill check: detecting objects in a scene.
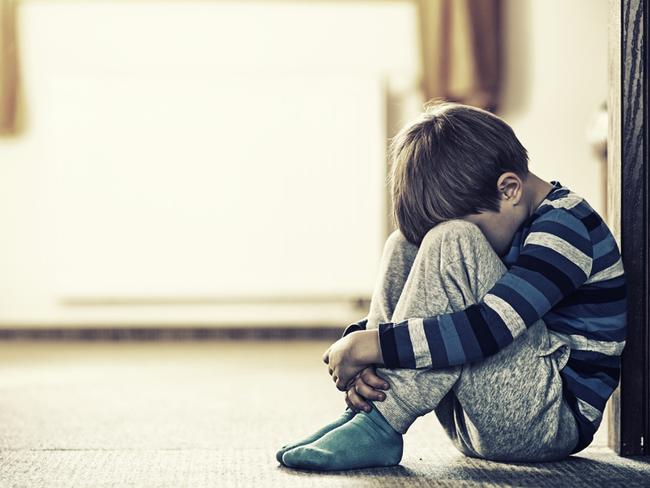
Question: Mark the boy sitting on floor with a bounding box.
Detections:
[276,101,627,471]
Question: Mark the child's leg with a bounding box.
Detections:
[284,220,578,470]
[368,221,478,433]
[432,323,579,462]
[372,220,579,462]
[281,222,471,470]
[275,229,419,465]
[364,228,421,328]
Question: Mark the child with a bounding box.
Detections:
[276,101,626,471]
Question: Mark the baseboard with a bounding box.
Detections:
[0,326,343,341]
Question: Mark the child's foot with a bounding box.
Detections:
[281,405,403,471]
[275,408,356,465]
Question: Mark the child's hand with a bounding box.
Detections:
[345,367,390,413]
[322,330,383,391]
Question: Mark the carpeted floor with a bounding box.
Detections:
[0,340,648,487]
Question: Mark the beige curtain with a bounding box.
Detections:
[417,0,502,112]
[0,0,18,135]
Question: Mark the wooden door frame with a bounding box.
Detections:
[608,0,649,457]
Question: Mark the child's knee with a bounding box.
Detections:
[384,229,418,256]
[419,219,485,255]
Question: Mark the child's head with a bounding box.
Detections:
[389,100,530,248]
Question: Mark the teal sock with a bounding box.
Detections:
[281,404,403,471]
[275,408,356,465]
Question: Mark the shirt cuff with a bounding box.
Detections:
[341,317,368,337]
[378,322,400,368]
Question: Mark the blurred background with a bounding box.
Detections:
[0,0,609,331]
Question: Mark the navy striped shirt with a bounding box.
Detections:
[344,181,626,453]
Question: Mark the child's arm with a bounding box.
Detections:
[325,209,597,388]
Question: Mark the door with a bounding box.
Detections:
[608,0,650,456]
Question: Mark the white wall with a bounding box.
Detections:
[499,0,609,215]
[0,1,421,327]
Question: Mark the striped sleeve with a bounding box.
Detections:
[342,317,368,337]
[378,209,594,369]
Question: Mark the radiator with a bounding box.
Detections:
[45,74,387,314]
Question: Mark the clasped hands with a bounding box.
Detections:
[322,329,388,412]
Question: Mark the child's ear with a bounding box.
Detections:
[497,172,523,205]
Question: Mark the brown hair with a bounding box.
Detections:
[388,100,529,245]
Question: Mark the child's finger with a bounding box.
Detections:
[354,379,386,402]
[344,376,357,390]
[360,369,390,390]
[345,396,356,412]
[347,388,371,412]
[322,349,330,364]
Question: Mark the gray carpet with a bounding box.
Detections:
[0,341,648,487]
